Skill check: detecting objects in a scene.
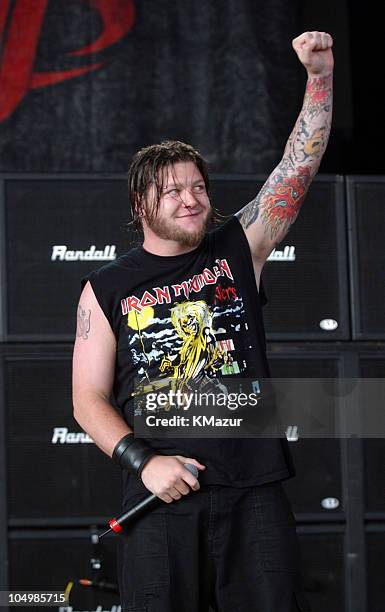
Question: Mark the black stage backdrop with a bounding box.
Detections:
[0,0,301,173]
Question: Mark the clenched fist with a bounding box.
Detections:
[292,31,334,76]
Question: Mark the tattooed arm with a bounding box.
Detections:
[236,31,333,273]
[73,281,133,457]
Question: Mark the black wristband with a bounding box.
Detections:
[112,433,134,465]
[112,433,156,478]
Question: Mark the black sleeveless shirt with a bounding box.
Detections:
[81,216,294,494]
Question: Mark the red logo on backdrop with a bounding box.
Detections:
[0,0,135,122]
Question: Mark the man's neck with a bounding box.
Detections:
[142,235,201,256]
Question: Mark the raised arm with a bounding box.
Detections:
[236,31,334,271]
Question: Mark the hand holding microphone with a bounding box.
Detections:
[102,433,206,538]
[111,432,206,499]
[100,461,201,538]
[140,454,206,503]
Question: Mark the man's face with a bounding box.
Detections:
[142,161,212,248]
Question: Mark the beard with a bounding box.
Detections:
[146,207,213,248]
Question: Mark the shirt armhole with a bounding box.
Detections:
[80,272,115,330]
[230,216,269,307]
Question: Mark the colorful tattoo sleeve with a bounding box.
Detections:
[237,73,333,243]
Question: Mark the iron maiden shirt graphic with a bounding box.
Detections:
[119,256,250,398]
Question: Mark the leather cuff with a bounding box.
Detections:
[112,433,134,464]
[112,433,156,478]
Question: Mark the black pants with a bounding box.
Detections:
[117,481,311,612]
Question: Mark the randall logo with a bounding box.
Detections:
[52,427,94,444]
[51,245,117,261]
[267,246,296,262]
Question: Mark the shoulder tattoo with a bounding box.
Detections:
[77,304,91,340]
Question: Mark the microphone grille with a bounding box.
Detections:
[184,463,199,478]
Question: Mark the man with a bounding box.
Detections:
[73,31,333,612]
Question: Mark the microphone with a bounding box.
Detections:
[78,578,119,593]
[99,463,199,539]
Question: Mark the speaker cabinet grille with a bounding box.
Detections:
[367,531,385,612]
[299,531,345,612]
[2,176,130,340]
[360,356,385,514]
[347,177,385,339]
[3,351,122,522]
[268,351,342,516]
